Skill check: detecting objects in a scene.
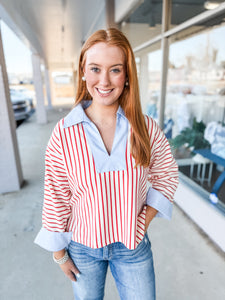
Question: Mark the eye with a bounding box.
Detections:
[90,67,100,73]
[111,68,121,73]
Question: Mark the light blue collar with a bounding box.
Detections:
[63,100,126,128]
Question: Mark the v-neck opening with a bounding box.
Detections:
[83,109,118,158]
[63,101,129,173]
[83,110,118,157]
[96,121,117,157]
[92,122,115,157]
[81,117,129,173]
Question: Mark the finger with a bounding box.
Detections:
[67,258,81,276]
[64,259,81,280]
[67,271,77,282]
[71,264,80,276]
[74,271,81,280]
[68,269,81,281]
[59,258,81,282]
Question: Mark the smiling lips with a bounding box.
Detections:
[96,88,113,96]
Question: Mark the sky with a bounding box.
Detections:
[1,21,32,75]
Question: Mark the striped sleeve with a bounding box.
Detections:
[42,121,72,232]
[146,116,179,202]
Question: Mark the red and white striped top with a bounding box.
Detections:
[42,115,178,250]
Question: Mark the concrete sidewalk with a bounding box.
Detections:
[1,105,225,300]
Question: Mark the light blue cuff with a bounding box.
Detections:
[34,227,72,252]
[146,187,173,220]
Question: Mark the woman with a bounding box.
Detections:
[35,28,178,300]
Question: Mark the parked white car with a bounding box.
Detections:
[10,88,35,121]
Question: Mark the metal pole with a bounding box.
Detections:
[158,0,172,129]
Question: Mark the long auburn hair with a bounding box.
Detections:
[75,28,151,167]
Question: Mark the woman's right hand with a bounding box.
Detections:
[59,257,80,282]
[53,250,80,282]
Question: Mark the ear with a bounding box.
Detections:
[82,65,86,75]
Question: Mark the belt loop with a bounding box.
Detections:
[103,246,109,260]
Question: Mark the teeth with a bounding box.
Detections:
[98,89,112,94]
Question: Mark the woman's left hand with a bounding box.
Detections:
[144,206,158,233]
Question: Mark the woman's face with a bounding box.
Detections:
[83,42,126,108]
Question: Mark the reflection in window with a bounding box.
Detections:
[167,24,225,205]
[146,50,162,120]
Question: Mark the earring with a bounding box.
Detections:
[125,81,129,86]
[82,76,86,81]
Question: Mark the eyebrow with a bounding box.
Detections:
[88,63,124,67]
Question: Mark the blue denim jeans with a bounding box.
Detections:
[68,234,155,300]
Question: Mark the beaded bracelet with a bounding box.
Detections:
[53,250,69,265]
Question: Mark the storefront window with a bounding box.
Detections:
[167,24,225,205]
[146,49,162,118]
[135,43,161,118]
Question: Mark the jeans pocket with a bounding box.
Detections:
[132,234,152,259]
[68,241,87,259]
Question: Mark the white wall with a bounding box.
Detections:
[175,174,225,252]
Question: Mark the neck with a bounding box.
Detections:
[86,102,119,125]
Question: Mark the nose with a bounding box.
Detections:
[99,71,110,87]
